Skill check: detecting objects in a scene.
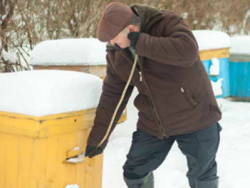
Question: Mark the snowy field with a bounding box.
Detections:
[103,89,250,188]
[1,33,248,187]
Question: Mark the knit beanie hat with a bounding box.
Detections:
[96,2,133,42]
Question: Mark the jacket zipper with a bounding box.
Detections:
[138,71,142,82]
[119,50,166,138]
[138,56,167,138]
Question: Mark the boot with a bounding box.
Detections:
[124,172,154,188]
[189,177,218,188]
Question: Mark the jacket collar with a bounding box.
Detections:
[130,4,164,33]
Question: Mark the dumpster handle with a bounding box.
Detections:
[64,146,85,164]
[64,152,85,164]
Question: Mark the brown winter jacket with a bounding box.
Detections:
[87,4,221,149]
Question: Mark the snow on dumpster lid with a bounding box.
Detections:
[230,36,250,55]
[0,70,102,116]
[30,38,107,66]
[192,30,230,51]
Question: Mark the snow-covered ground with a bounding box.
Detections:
[103,89,250,188]
[1,32,248,187]
[1,70,248,188]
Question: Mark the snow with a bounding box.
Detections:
[29,32,232,67]
[211,78,223,96]
[2,15,7,20]
[1,28,249,187]
[182,12,188,19]
[2,49,17,63]
[66,153,85,164]
[210,58,220,76]
[65,185,79,188]
[0,70,102,116]
[230,36,250,55]
[30,38,107,66]
[192,30,231,51]
[18,46,32,69]
[103,89,250,188]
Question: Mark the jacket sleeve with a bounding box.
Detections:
[135,18,199,67]
[87,53,134,149]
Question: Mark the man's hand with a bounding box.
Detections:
[128,32,140,49]
[85,145,103,158]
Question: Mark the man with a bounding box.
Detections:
[85,2,222,188]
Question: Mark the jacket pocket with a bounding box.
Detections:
[180,86,198,108]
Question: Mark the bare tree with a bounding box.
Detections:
[0,0,24,72]
[1,0,249,73]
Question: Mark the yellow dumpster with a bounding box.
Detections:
[0,109,103,188]
[0,70,104,188]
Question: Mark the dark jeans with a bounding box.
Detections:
[123,122,222,188]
